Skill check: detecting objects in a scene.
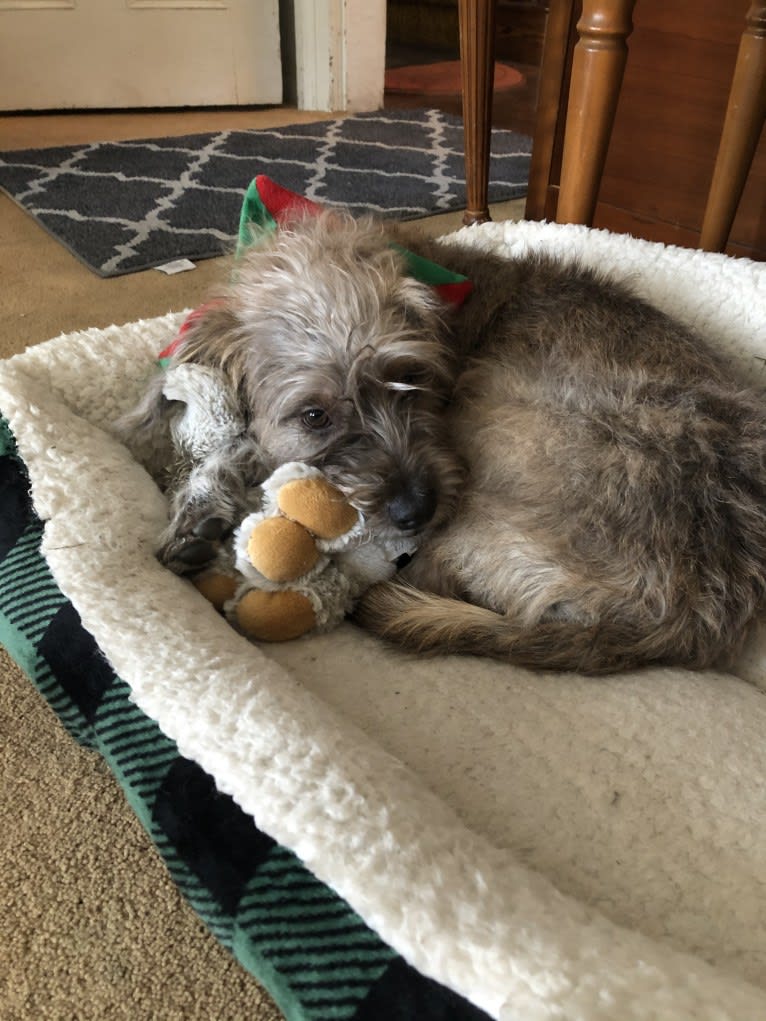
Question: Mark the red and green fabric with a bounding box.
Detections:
[239,175,473,307]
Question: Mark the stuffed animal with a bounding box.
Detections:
[194,462,416,641]
[162,362,416,642]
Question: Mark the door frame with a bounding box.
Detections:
[294,0,385,111]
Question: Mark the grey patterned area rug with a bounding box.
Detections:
[0,109,531,277]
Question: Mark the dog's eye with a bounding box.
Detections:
[301,408,332,430]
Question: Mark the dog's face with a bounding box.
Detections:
[179,213,464,542]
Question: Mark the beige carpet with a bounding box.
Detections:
[0,106,524,1021]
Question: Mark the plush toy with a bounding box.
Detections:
[194,462,416,642]
[162,362,416,642]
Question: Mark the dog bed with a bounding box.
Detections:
[1,220,766,1020]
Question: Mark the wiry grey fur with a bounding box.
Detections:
[119,211,766,674]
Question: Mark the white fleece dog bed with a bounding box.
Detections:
[2,220,766,1020]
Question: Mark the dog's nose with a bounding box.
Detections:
[387,485,438,532]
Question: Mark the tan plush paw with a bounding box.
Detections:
[193,571,239,611]
[234,589,317,642]
[246,516,321,582]
[276,476,359,539]
[240,470,361,587]
[227,464,371,642]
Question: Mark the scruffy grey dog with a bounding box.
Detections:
[120,210,766,674]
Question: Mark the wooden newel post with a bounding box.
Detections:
[556,0,636,226]
[699,0,766,253]
[459,0,497,225]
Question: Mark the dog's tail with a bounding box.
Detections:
[355,581,687,674]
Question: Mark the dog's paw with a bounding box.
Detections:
[158,515,233,575]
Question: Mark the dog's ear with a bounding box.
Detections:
[394,276,448,334]
[172,302,245,377]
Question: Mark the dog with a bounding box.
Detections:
[118,209,766,674]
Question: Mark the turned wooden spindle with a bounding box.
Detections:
[556,0,636,226]
[699,0,766,253]
[459,0,497,225]
[524,0,579,221]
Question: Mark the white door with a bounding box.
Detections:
[0,0,282,111]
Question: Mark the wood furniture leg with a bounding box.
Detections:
[699,0,766,253]
[556,0,636,225]
[459,0,497,225]
[525,0,580,220]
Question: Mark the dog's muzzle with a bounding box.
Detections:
[386,483,438,532]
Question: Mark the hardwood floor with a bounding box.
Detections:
[384,38,540,139]
[384,60,540,139]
